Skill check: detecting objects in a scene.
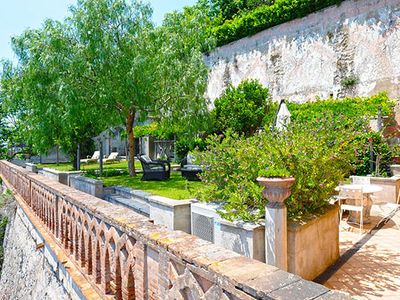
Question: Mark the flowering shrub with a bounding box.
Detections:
[195,115,364,222]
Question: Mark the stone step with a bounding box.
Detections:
[103,193,150,217]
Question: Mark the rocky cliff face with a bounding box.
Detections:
[0,201,70,300]
[205,0,400,103]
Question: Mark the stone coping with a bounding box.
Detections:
[69,174,101,185]
[350,175,400,183]
[0,160,350,299]
[41,167,81,176]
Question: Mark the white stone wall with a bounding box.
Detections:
[205,0,400,104]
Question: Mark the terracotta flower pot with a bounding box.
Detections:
[257,177,295,203]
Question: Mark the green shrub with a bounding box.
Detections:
[214,79,271,136]
[134,123,174,140]
[208,0,274,23]
[212,0,345,46]
[195,115,365,222]
[0,216,7,273]
[352,132,392,176]
[288,93,395,125]
[175,137,208,161]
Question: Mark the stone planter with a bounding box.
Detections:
[288,205,340,280]
[257,176,295,271]
[191,202,265,262]
[39,168,81,185]
[257,177,296,203]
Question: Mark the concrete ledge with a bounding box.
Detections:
[25,163,38,173]
[69,175,103,198]
[390,165,400,176]
[39,167,81,185]
[9,189,100,299]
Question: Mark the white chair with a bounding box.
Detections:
[374,189,400,230]
[351,176,371,185]
[80,151,100,164]
[103,152,119,164]
[339,186,365,234]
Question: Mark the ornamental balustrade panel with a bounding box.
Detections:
[0,160,341,300]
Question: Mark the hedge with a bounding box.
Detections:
[212,0,345,46]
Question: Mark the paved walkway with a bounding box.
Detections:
[320,206,400,299]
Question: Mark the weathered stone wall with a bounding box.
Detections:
[288,205,340,281]
[0,205,71,300]
[206,0,400,103]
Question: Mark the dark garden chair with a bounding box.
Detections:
[138,154,170,181]
[180,154,203,181]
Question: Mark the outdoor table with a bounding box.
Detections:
[336,184,383,224]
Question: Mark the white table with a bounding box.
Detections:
[336,184,383,224]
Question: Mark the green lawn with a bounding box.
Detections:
[37,160,141,172]
[37,161,203,199]
[101,171,205,200]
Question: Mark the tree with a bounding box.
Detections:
[1,20,106,166]
[69,0,214,175]
[1,0,213,174]
[214,79,271,136]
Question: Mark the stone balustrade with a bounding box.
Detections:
[0,160,349,300]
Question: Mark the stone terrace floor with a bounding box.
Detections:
[319,206,400,299]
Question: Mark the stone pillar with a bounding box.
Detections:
[257,177,295,271]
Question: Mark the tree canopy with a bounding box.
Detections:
[0,0,214,173]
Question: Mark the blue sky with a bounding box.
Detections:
[0,0,197,62]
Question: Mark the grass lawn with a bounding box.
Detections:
[37,160,142,172]
[37,161,203,199]
[101,171,205,200]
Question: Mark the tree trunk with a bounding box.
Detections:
[126,110,136,176]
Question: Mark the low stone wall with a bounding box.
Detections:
[39,167,81,185]
[351,175,400,203]
[69,175,103,198]
[288,205,340,280]
[0,160,350,299]
[148,195,192,233]
[25,163,38,173]
[105,186,192,233]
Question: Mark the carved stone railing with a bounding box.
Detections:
[0,160,348,300]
